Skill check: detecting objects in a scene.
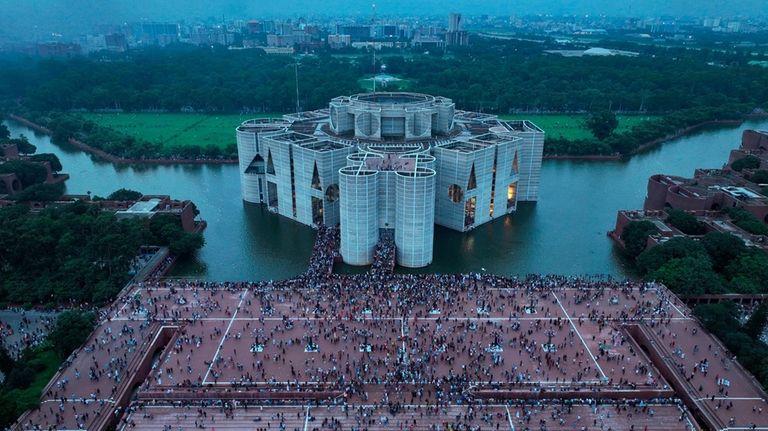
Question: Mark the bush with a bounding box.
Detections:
[11,183,64,202]
[724,207,768,236]
[0,161,48,187]
[649,255,724,295]
[636,236,708,275]
[5,364,36,389]
[665,209,706,235]
[28,153,63,172]
[732,155,761,172]
[749,170,768,184]
[701,231,747,272]
[107,188,142,201]
[49,310,96,360]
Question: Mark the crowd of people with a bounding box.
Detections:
[370,231,396,276]
[0,310,56,359]
[15,226,754,431]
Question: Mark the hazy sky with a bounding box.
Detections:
[0,0,763,40]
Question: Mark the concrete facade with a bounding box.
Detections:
[236,92,544,268]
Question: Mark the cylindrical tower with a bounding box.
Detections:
[339,167,380,266]
[395,167,436,268]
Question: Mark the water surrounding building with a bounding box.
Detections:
[237,92,544,268]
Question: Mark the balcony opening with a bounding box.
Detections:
[448,184,463,203]
[464,196,476,228]
[467,163,477,191]
[266,149,275,175]
[312,197,324,225]
[507,184,517,209]
[512,151,519,175]
[267,181,278,209]
[311,162,322,190]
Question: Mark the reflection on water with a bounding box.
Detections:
[6,119,767,281]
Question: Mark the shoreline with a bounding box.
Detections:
[543,119,747,160]
[8,114,238,166]
[7,114,753,165]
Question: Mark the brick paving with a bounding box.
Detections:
[12,228,768,430]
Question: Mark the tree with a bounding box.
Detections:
[9,136,36,155]
[620,220,657,258]
[726,252,768,293]
[701,231,747,272]
[695,302,741,335]
[744,302,768,340]
[28,153,63,172]
[649,255,724,295]
[0,124,9,141]
[0,161,48,187]
[170,233,205,256]
[107,188,142,201]
[731,155,761,172]
[49,310,96,359]
[749,170,768,184]
[724,207,768,236]
[11,183,64,202]
[585,111,619,141]
[665,209,706,235]
[637,236,708,275]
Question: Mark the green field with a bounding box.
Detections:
[81,112,660,150]
[80,113,279,150]
[499,114,660,140]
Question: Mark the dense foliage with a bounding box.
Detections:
[635,232,768,295]
[107,188,142,201]
[695,302,768,388]
[0,199,203,305]
[665,209,706,235]
[724,207,768,235]
[1,40,766,157]
[619,220,657,258]
[49,310,96,359]
[732,155,761,172]
[0,161,47,188]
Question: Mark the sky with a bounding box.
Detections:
[0,0,763,40]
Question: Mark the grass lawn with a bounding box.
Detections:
[499,114,660,140]
[81,112,661,150]
[80,113,280,150]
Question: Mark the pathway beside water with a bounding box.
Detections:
[6,119,767,281]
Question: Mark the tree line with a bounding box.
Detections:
[1,39,766,157]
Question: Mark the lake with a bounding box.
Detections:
[6,118,767,281]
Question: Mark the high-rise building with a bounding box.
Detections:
[448,13,462,32]
[236,92,544,268]
[446,12,469,47]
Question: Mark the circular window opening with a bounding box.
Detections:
[448,184,463,203]
[325,184,340,202]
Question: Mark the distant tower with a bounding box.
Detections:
[446,13,468,47]
[448,13,462,32]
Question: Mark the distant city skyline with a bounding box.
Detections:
[0,0,765,40]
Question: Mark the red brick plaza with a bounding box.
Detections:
[14,228,768,430]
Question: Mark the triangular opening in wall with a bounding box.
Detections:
[467,163,477,190]
[311,162,322,190]
[512,151,519,175]
[266,149,275,174]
